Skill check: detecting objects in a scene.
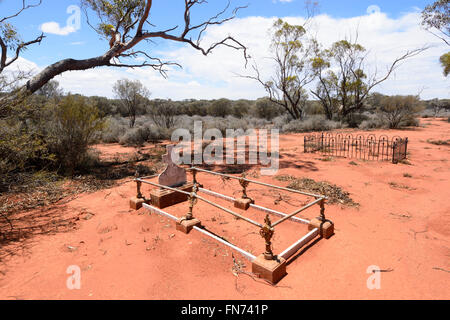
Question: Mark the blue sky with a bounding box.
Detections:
[1,0,432,64]
[1,0,448,99]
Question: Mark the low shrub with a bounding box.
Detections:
[376,95,423,129]
[280,115,344,133]
[359,118,384,130]
[400,116,420,127]
[101,117,128,143]
[343,113,370,128]
[76,149,102,173]
[119,127,150,146]
[118,124,171,146]
[272,114,293,129]
[427,139,450,146]
[46,95,106,175]
[279,176,359,207]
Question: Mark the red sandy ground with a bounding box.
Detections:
[0,118,449,300]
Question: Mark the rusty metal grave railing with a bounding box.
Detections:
[304,133,408,164]
[134,167,331,264]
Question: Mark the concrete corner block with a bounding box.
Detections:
[252,254,287,284]
[176,218,201,234]
[234,198,254,210]
[130,197,146,210]
[309,217,334,239]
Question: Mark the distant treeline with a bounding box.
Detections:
[35,92,450,121]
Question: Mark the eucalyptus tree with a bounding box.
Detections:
[422,0,449,45]
[376,95,424,129]
[422,0,449,76]
[311,39,427,122]
[0,0,248,110]
[36,80,63,99]
[243,19,316,120]
[113,79,149,128]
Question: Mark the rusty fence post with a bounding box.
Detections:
[320,198,326,221]
[239,177,251,200]
[260,215,275,261]
[404,138,409,161]
[392,141,398,164]
[192,168,198,186]
[135,171,144,199]
[186,184,198,221]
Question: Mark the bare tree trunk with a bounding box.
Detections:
[1,50,118,109]
[25,55,113,94]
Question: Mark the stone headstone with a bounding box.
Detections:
[158,145,187,188]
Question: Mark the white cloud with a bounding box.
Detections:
[40,22,77,36]
[19,10,450,100]
[9,57,40,73]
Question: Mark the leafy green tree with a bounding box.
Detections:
[422,0,449,76]
[377,95,424,129]
[243,19,316,120]
[254,97,283,120]
[0,0,248,106]
[149,99,178,129]
[422,0,449,45]
[310,48,339,120]
[46,95,105,175]
[231,100,251,118]
[209,98,231,118]
[0,107,53,190]
[36,80,63,99]
[440,52,450,76]
[184,100,209,116]
[428,97,450,116]
[88,96,115,116]
[311,39,426,122]
[113,79,149,128]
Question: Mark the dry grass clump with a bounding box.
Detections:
[403,173,413,178]
[388,182,416,191]
[427,139,450,146]
[275,175,359,207]
[274,175,297,182]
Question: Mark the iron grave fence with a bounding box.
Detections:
[304,133,408,164]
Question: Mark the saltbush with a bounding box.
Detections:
[280,115,344,133]
[101,116,128,143]
[46,95,105,175]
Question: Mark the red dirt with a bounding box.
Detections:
[0,118,449,300]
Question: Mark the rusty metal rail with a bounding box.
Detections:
[135,166,328,262]
[198,187,310,225]
[190,167,326,199]
[136,178,263,228]
[143,203,256,261]
[271,198,324,227]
